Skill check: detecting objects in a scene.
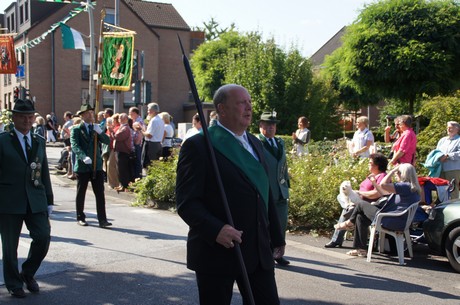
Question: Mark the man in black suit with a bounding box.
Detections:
[176,84,285,305]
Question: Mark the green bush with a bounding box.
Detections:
[131,157,177,210]
[130,137,430,233]
[287,138,368,232]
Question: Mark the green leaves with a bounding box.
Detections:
[325,0,460,114]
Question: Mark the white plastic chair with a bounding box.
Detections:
[367,202,420,265]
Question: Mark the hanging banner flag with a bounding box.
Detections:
[0,36,17,74]
[60,23,86,50]
[101,34,134,91]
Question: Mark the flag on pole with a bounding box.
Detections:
[60,23,86,50]
[101,34,135,91]
[0,36,17,74]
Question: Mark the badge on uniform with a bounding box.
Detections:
[30,158,42,187]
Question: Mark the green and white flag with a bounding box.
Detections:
[60,23,86,50]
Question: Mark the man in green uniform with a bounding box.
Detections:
[0,99,54,298]
[258,111,290,266]
[70,104,112,227]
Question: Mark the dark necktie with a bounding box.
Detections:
[24,135,31,161]
[88,124,93,135]
[269,138,277,152]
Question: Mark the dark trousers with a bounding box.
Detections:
[134,144,142,179]
[76,170,108,223]
[349,202,379,249]
[0,210,50,290]
[195,265,280,305]
[142,141,162,168]
[117,151,133,188]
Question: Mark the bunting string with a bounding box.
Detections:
[15,2,95,52]
[37,0,89,4]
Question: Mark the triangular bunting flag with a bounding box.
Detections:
[60,23,86,50]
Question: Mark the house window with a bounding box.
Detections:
[10,13,15,31]
[25,1,29,22]
[81,89,89,104]
[104,8,115,25]
[3,75,6,86]
[82,48,90,80]
[19,5,24,24]
[103,90,115,108]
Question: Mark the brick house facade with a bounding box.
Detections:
[1,0,204,125]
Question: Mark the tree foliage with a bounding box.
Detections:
[192,17,236,41]
[324,0,460,113]
[190,29,340,138]
[190,31,247,102]
[417,92,460,148]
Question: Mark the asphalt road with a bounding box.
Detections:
[0,145,459,304]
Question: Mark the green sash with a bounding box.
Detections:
[207,126,269,212]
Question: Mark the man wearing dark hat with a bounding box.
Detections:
[258,110,291,266]
[70,104,112,228]
[0,99,54,298]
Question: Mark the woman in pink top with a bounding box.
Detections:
[389,115,417,166]
[325,153,388,248]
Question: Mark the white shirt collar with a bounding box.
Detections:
[14,128,31,142]
[217,121,248,140]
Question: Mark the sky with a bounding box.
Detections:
[1,0,374,57]
[166,0,374,56]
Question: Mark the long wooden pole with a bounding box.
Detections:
[92,9,106,179]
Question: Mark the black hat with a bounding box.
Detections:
[259,110,280,124]
[12,99,35,114]
[79,104,94,114]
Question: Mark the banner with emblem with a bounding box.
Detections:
[101,33,135,91]
[0,35,17,74]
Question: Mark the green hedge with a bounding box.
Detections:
[131,138,432,232]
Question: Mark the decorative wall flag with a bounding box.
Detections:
[101,34,134,91]
[60,23,86,50]
[0,36,17,74]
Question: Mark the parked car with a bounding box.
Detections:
[423,200,460,273]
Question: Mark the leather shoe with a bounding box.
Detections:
[99,221,112,228]
[275,257,290,266]
[20,273,39,293]
[10,288,26,298]
[324,241,342,248]
[77,220,88,226]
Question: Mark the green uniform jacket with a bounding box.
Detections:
[0,131,53,214]
[70,123,110,173]
[258,134,290,201]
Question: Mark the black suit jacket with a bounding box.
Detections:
[176,131,285,275]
